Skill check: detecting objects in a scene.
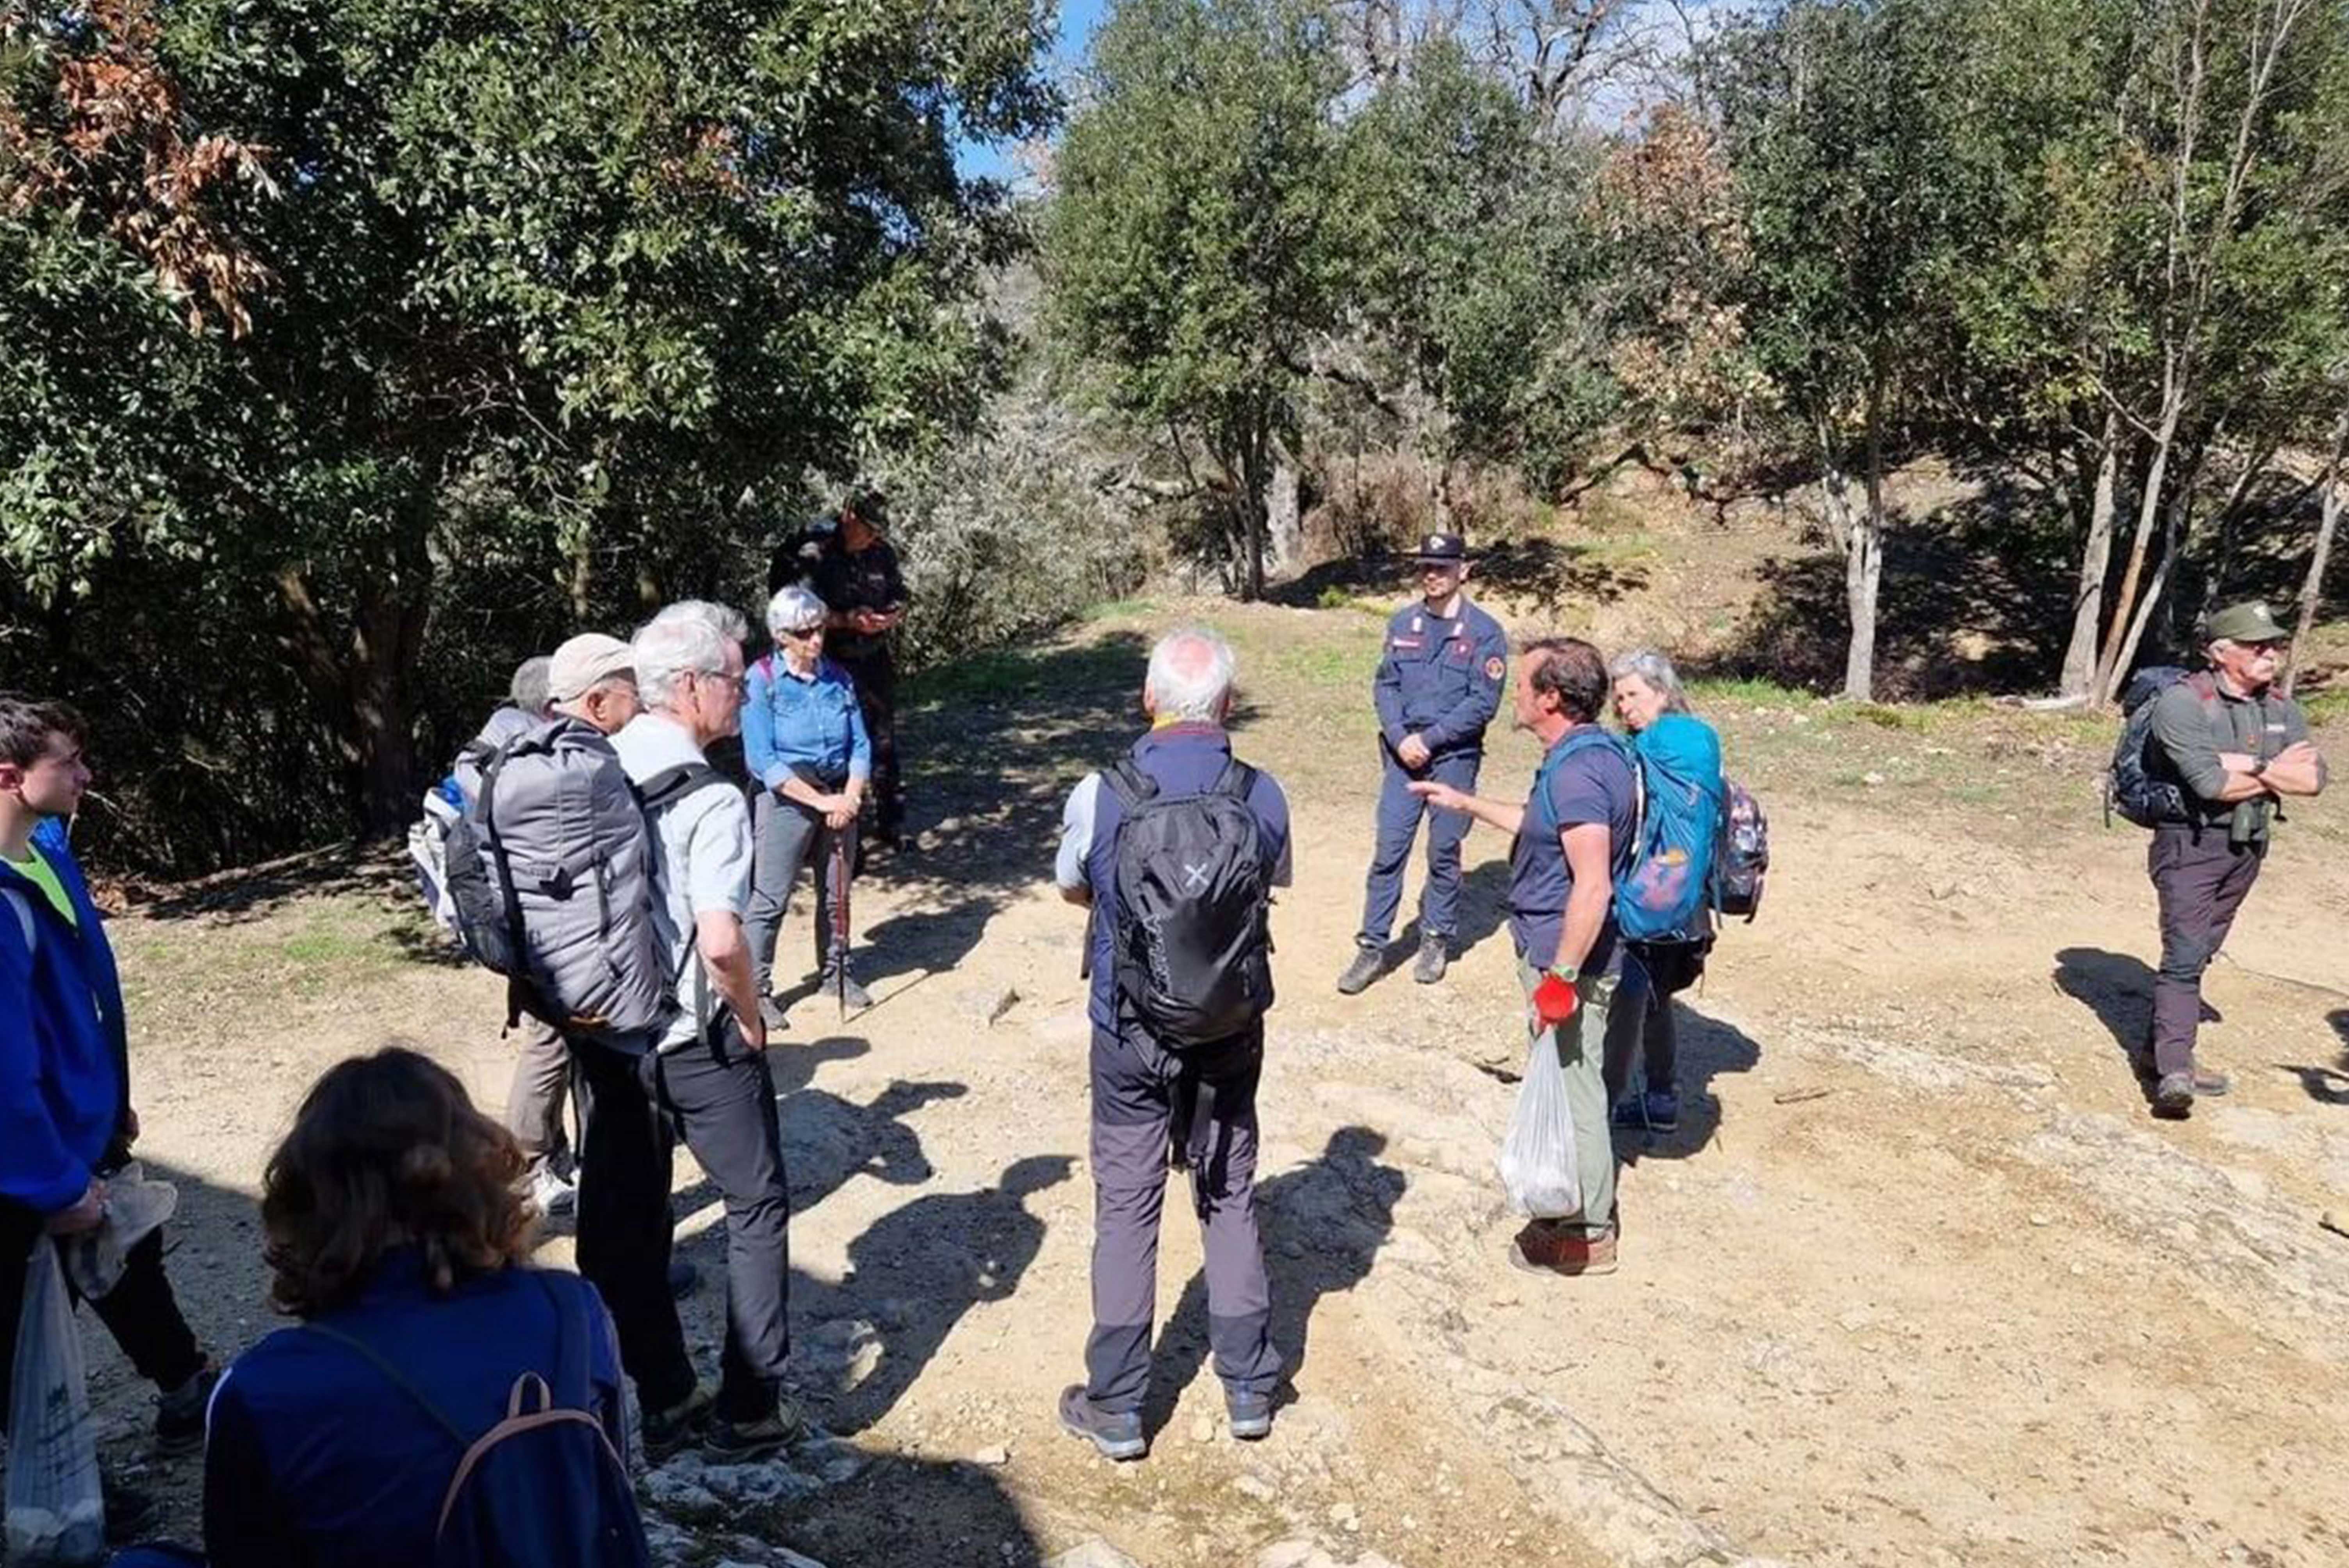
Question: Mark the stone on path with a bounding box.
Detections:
[1048,1539,1144,1568]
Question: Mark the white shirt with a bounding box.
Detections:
[611,713,753,1049]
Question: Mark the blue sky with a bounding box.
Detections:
[955,0,1108,184]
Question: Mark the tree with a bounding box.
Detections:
[2,0,1055,855]
[1334,39,1586,524]
[1047,0,1344,599]
[1716,0,1979,700]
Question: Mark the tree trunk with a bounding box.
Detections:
[1266,448,1303,574]
[2284,406,2349,697]
[1841,368,1889,702]
[2096,381,2184,698]
[2058,409,2122,698]
[1240,422,1267,602]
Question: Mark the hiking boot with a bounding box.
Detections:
[706,1398,807,1463]
[1336,946,1384,996]
[1412,935,1449,985]
[820,970,874,1013]
[643,1381,715,1460]
[1508,1220,1618,1278]
[154,1360,218,1455]
[2151,1071,2196,1119]
[758,993,789,1032]
[529,1164,577,1219]
[1610,1089,1679,1133]
[1058,1385,1145,1461]
[1226,1390,1274,1441]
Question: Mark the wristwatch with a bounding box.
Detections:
[1545,963,1580,984]
[2249,756,2270,778]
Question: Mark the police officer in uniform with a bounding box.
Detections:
[796,490,910,850]
[1337,532,1508,994]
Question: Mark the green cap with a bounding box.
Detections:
[2205,600,2288,644]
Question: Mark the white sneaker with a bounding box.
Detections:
[530,1167,578,1217]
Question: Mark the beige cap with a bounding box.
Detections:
[547,633,634,701]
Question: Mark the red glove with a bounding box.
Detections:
[1531,972,1579,1030]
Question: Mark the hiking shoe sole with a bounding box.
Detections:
[1059,1386,1145,1461]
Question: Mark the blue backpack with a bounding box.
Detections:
[1532,715,1725,944]
[304,1274,651,1568]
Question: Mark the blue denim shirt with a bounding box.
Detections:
[743,652,871,791]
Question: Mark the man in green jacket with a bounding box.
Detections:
[2142,601,2327,1118]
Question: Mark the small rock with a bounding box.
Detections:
[1049,1540,1144,1568]
[970,1443,1011,1466]
[1256,1543,1333,1568]
[1328,1500,1359,1531]
[1233,1471,1276,1501]
[1861,771,1887,786]
[1191,1414,1218,1445]
[2028,1212,2051,1227]
[2320,1208,2349,1240]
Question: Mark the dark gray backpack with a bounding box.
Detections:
[442,718,712,1044]
[1101,757,1273,1049]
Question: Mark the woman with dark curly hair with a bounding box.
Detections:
[117,1045,647,1568]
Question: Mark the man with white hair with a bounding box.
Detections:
[570,607,800,1461]
[1051,627,1290,1459]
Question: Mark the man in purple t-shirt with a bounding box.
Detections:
[1413,636,1641,1277]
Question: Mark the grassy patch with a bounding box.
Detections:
[1081,597,1158,622]
[2303,687,2349,725]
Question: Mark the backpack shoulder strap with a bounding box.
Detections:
[302,1320,470,1447]
[475,746,532,1032]
[3,886,34,957]
[634,761,725,814]
[1212,757,1258,802]
[1101,756,1156,811]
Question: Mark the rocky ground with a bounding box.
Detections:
[71,570,2349,1567]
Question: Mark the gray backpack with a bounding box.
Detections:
[441,718,714,1046]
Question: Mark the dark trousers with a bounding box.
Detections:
[1084,1026,1281,1415]
[2147,825,2267,1078]
[0,1199,203,1416]
[1615,939,1708,1094]
[1357,748,1480,947]
[839,654,902,836]
[745,786,858,997]
[571,1028,791,1423]
[505,1008,572,1180]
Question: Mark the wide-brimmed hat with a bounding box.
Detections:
[547,633,634,701]
[1407,531,1470,565]
[2205,600,2288,644]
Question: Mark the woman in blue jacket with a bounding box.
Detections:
[741,584,875,1019]
[116,1046,644,1568]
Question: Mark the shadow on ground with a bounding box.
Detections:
[1268,540,1650,620]
[1611,998,1763,1163]
[797,1154,1076,1438]
[1143,1126,1405,1438]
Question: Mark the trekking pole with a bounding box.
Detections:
[831,832,850,1021]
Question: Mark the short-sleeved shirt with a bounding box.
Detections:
[611,713,755,1048]
[2149,675,2315,842]
[743,653,872,790]
[1054,724,1294,1041]
[1507,727,1638,973]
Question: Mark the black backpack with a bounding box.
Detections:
[1101,756,1273,1048]
[2106,666,2215,828]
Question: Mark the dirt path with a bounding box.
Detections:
[85,596,2349,1568]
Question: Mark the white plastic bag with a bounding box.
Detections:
[5,1238,105,1566]
[1496,1028,1582,1219]
[59,1163,179,1302]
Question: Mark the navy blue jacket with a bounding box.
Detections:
[0,817,129,1214]
[203,1255,627,1568]
[1372,597,1508,759]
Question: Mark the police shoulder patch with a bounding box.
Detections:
[1484,656,1504,680]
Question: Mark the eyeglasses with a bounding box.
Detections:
[692,668,747,693]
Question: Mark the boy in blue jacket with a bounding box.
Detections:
[0,694,212,1453]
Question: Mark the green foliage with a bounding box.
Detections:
[1046,0,1343,597]
[1,0,1055,868]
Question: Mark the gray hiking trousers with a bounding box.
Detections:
[746,786,857,998]
[1084,1023,1282,1414]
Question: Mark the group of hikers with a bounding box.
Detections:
[0,506,2328,1559]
